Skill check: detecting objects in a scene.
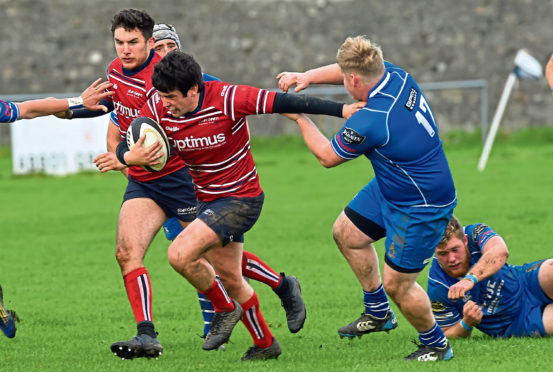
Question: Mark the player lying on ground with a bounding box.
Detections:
[428,216,553,338]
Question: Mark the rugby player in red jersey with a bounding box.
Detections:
[151,23,307,341]
[61,9,305,360]
[64,9,193,359]
[116,51,362,361]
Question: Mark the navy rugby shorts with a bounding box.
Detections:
[123,167,197,222]
[196,192,264,246]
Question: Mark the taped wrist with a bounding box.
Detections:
[67,96,84,110]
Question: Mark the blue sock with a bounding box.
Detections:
[197,292,215,336]
[363,284,390,318]
[419,322,448,348]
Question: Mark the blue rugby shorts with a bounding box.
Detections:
[347,179,456,273]
[503,260,553,337]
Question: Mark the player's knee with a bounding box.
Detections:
[217,274,243,296]
[332,218,347,246]
[167,243,182,270]
[382,277,403,300]
[167,242,197,273]
[115,239,133,266]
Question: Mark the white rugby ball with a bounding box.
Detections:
[126,117,169,172]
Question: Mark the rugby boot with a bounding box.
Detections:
[241,338,282,361]
[111,333,163,359]
[0,284,16,338]
[338,309,398,339]
[202,299,243,350]
[404,340,454,361]
[275,273,306,333]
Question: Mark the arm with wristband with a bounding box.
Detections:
[54,78,114,119]
[442,300,483,339]
[15,78,112,120]
[447,234,509,301]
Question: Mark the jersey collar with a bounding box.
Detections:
[122,49,156,76]
[368,71,390,99]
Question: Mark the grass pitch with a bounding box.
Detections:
[1,130,552,371]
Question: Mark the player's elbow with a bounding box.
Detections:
[318,157,338,168]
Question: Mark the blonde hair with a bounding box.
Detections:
[336,36,385,82]
[437,216,464,248]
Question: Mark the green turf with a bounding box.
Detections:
[1,130,552,371]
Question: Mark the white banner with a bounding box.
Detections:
[10,116,109,175]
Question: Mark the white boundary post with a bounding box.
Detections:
[477,72,517,171]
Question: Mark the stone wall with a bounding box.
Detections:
[1,0,552,139]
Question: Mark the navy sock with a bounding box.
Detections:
[363,284,390,318]
[419,322,448,348]
[197,292,215,336]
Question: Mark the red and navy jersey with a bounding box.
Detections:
[105,49,185,181]
[141,80,277,201]
[0,100,20,123]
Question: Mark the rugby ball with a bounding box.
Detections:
[126,117,170,172]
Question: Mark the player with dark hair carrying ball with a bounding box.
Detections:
[150,23,307,340]
[116,51,361,361]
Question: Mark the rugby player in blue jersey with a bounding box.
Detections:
[278,35,457,361]
[428,216,553,338]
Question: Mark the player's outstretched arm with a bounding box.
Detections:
[277,63,343,93]
[55,78,114,119]
[448,235,509,301]
[282,113,346,168]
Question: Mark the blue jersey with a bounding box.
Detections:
[331,62,456,207]
[0,100,20,123]
[427,224,524,336]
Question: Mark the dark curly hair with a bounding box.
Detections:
[152,51,204,96]
[111,9,154,40]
